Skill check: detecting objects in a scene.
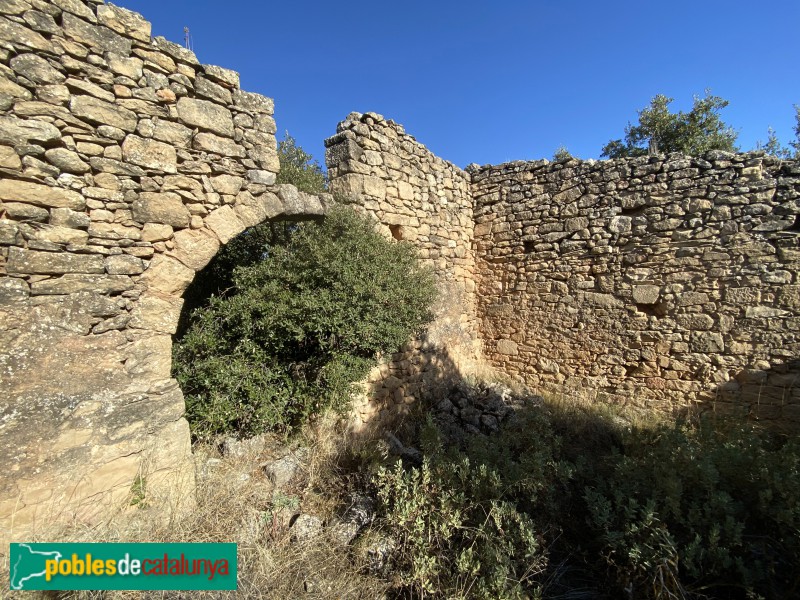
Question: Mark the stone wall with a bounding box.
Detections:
[325,112,480,426]
[0,0,329,542]
[471,153,800,423]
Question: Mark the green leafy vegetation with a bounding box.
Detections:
[367,397,800,599]
[276,132,327,194]
[602,91,739,158]
[756,106,800,159]
[173,207,436,440]
[552,145,574,162]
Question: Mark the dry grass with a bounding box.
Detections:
[1,413,389,599]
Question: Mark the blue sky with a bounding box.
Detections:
[122,0,800,169]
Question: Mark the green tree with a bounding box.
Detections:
[552,145,574,161]
[756,126,792,158]
[602,92,738,158]
[276,132,327,194]
[173,207,437,440]
[791,104,800,158]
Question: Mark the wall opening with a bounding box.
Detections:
[389,224,404,241]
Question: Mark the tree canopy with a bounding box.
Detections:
[601,92,739,158]
[756,105,800,159]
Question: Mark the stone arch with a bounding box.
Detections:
[0,0,330,543]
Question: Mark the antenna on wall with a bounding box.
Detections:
[183,26,192,51]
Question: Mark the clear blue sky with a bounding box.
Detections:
[122,0,800,169]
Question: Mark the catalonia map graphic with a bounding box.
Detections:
[10,543,62,590]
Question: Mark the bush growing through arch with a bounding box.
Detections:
[173,207,437,440]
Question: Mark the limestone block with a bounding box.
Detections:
[97,3,151,42]
[205,205,246,244]
[122,135,177,173]
[275,184,325,217]
[105,254,145,275]
[125,334,172,380]
[248,144,280,171]
[107,53,144,79]
[247,170,276,185]
[153,36,199,66]
[87,222,142,241]
[62,12,131,54]
[132,192,191,228]
[234,190,283,227]
[363,176,387,200]
[129,293,184,334]
[0,219,20,244]
[44,148,90,173]
[151,120,192,147]
[192,132,245,157]
[141,222,174,242]
[397,180,414,201]
[195,75,232,105]
[70,95,137,132]
[10,53,64,84]
[177,97,234,137]
[29,224,89,245]
[168,227,220,271]
[691,331,725,353]
[232,89,274,114]
[7,247,104,274]
[138,254,195,295]
[53,0,97,22]
[50,207,90,228]
[632,285,660,304]
[0,15,54,53]
[30,274,134,295]
[496,339,519,355]
[0,115,60,145]
[0,277,29,302]
[676,314,715,330]
[0,145,21,170]
[203,64,239,89]
[608,215,632,234]
[210,174,244,196]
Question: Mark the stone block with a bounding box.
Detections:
[105,254,144,275]
[122,135,177,173]
[97,3,151,42]
[0,115,60,145]
[132,192,190,228]
[61,12,131,55]
[0,15,54,53]
[177,97,234,137]
[138,254,195,295]
[192,132,245,157]
[30,274,134,295]
[233,190,283,227]
[232,89,273,114]
[70,95,137,132]
[496,339,519,355]
[632,285,660,304]
[203,64,239,89]
[129,293,184,334]
[205,205,246,244]
[168,227,220,271]
[7,247,104,274]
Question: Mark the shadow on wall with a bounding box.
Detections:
[704,358,800,428]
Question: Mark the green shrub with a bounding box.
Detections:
[584,419,800,599]
[173,207,437,440]
[375,449,546,599]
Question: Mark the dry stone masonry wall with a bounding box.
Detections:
[471,153,800,423]
[0,0,329,542]
[325,112,480,427]
[3,0,800,548]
